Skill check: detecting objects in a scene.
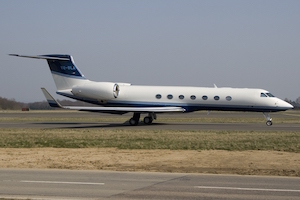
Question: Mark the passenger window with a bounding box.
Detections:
[167,94,173,99]
[202,95,208,100]
[214,96,220,101]
[226,96,232,101]
[260,93,267,97]
[179,95,184,100]
[156,94,162,99]
[190,95,196,100]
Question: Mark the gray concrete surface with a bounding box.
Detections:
[1,169,300,200]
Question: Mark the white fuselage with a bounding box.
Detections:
[109,85,291,112]
[57,81,293,113]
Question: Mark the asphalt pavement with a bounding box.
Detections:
[0,111,299,131]
[1,169,300,200]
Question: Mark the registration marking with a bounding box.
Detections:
[20,180,104,185]
[195,186,300,193]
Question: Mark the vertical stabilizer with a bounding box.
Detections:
[44,54,88,90]
[9,54,89,91]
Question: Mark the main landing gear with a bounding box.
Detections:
[129,112,156,126]
[263,112,273,126]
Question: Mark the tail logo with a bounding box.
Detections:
[47,59,83,78]
[60,66,76,71]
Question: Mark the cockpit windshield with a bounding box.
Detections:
[260,93,267,97]
[260,93,275,97]
[266,93,275,97]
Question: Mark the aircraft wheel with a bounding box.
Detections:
[266,120,272,126]
[143,116,153,125]
[129,118,138,126]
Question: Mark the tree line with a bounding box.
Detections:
[285,97,300,110]
[0,96,95,110]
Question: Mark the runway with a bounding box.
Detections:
[2,121,300,131]
[1,169,300,200]
[0,110,299,131]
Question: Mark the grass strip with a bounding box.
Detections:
[0,128,299,152]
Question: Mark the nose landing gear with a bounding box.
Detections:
[266,120,273,126]
[263,112,273,126]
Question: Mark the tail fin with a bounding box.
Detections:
[9,54,88,91]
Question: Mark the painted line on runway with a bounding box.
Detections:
[20,180,104,185]
[195,186,300,193]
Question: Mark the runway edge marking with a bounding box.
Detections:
[194,186,300,193]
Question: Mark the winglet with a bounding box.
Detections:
[41,88,63,108]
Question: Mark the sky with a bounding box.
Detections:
[1,0,300,102]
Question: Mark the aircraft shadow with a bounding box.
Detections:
[33,121,167,129]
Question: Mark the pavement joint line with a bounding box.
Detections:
[194,186,300,193]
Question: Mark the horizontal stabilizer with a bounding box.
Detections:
[41,88,186,113]
[9,54,69,61]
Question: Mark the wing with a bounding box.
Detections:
[41,88,186,114]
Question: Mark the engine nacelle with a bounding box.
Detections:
[72,82,119,100]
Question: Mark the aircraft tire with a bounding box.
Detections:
[129,118,138,126]
[266,120,272,126]
[143,116,153,125]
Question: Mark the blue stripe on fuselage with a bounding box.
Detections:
[56,91,101,105]
[104,101,286,112]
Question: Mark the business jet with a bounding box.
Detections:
[9,54,293,126]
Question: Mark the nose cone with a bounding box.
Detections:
[277,99,294,110]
